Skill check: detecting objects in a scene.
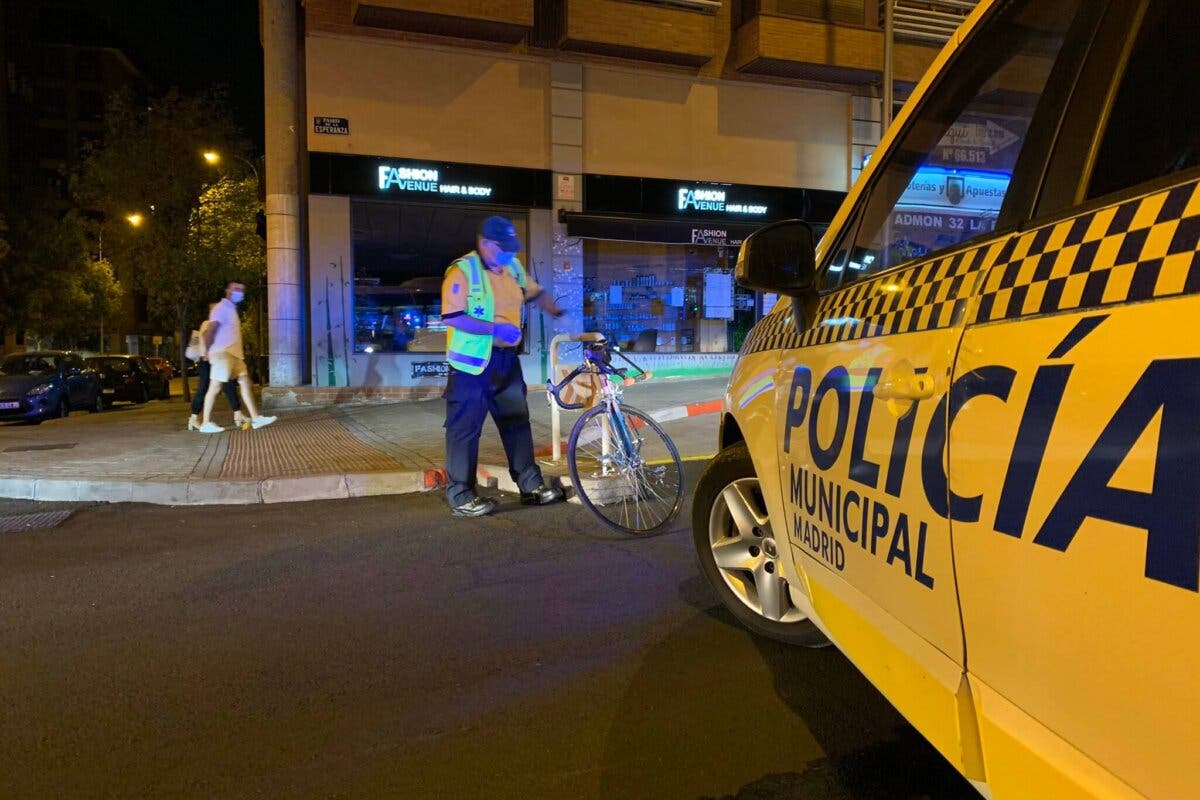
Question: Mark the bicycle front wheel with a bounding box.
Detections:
[567,403,685,535]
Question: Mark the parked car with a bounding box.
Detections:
[146,356,174,380]
[85,355,171,405]
[0,351,103,423]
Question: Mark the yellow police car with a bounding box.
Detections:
[692,0,1198,797]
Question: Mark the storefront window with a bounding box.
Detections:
[581,240,756,353]
[351,200,528,354]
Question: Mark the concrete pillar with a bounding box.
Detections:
[549,61,585,340]
[262,0,304,386]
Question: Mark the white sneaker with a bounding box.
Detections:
[251,415,277,430]
[199,421,225,434]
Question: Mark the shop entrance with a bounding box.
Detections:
[581,239,756,353]
[351,200,529,354]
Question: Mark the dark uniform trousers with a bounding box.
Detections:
[444,347,544,507]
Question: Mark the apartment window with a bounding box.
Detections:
[738,0,865,25]
[38,128,69,162]
[38,88,67,119]
[41,48,66,78]
[77,90,105,122]
[74,50,101,80]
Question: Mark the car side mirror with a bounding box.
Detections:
[735,219,817,296]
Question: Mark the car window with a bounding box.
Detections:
[94,358,131,373]
[823,0,1084,291]
[0,355,59,375]
[1086,0,1200,200]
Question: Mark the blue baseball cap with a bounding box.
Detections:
[479,216,522,253]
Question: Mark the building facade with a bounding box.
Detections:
[299,0,960,396]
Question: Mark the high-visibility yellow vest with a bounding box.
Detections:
[445,251,528,375]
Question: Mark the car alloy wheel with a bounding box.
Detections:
[692,441,828,647]
[708,477,806,624]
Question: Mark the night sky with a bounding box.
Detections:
[71,0,265,150]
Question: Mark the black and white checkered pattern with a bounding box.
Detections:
[972,180,1200,324]
[741,178,1200,355]
[742,239,997,354]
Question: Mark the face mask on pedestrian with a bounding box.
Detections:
[491,250,516,268]
[230,290,245,304]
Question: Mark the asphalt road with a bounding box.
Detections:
[0,469,977,800]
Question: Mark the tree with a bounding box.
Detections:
[1,203,116,349]
[189,175,266,359]
[0,207,40,347]
[0,212,12,353]
[76,88,249,398]
[80,258,124,350]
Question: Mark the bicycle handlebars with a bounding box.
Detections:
[546,337,651,410]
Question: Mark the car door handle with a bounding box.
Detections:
[875,371,935,400]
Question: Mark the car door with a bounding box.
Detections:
[767,0,1099,776]
[135,358,154,396]
[136,358,152,393]
[949,1,1200,796]
[68,354,89,406]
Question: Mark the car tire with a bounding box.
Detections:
[136,386,149,404]
[692,440,829,648]
[56,395,69,419]
[89,392,105,413]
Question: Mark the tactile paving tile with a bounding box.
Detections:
[0,510,72,533]
[219,411,404,479]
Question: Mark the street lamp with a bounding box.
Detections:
[202,150,260,183]
[126,213,143,227]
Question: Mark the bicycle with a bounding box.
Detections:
[547,336,685,535]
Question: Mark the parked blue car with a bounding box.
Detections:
[0,351,104,424]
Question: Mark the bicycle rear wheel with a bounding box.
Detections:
[567,404,684,535]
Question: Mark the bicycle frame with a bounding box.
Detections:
[547,338,648,472]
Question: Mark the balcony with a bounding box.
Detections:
[553,0,717,68]
[351,0,535,44]
[731,1,939,85]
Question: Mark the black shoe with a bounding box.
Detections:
[520,485,565,506]
[451,496,497,517]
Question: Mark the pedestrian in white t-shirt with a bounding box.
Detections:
[198,281,277,433]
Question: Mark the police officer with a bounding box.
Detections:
[441,216,566,517]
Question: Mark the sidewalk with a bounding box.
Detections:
[0,377,727,505]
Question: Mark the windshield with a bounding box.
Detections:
[0,355,61,376]
[87,358,131,373]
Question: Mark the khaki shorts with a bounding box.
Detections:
[209,352,248,383]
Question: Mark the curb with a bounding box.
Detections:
[648,399,724,423]
[0,468,451,507]
[0,400,722,507]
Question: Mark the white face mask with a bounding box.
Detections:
[230,291,245,304]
